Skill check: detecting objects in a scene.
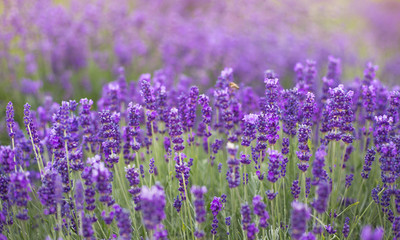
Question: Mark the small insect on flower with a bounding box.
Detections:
[229,82,240,90]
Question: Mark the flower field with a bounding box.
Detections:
[1,0,400,240]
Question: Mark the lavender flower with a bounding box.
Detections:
[173,195,182,213]
[241,203,252,230]
[225,216,231,235]
[81,213,94,238]
[210,197,222,235]
[141,184,166,230]
[291,201,311,240]
[247,223,259,240]
[297,124,312,172]
[393,216,400,240]
[360,225,384,240]
[191,186,207,224]
[9,171,32,220]
[0,146,15,174]
[267,148,282,183]
[311,181,330,214]
[282,138,290,155]
[6,102,15,139]
[23,103,40,145]
[343,217,350,238]
[113,204,132,240]
[345,174,354,188]
[242,114,258,147]
[38,164,63,215]
[291,180,301,200]
[312,145,327,183]
[362,85,376,121]
[253,195,269,228]
[139,74,156,110]
[92,161,113,205]
[186,86,199,130]
[125,165,141,211]
[169,108,185,152]
[281,88,299,137]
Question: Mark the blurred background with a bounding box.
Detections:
[0,0,399,141]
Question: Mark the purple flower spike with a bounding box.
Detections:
[191,186,207,223]
[311,181,330,214]
[6,102,15,139]
[169,108,185,152]
[141,184,166,230]
[242,114,258,147]
[267,148,282,183]
[113,204,132,240]
[281,88,299,137]
[291,201,311,240]
[139,73,156,111]
[291,180,301,200]
[360,225,384,240]
[9,171,32,220]
[210,197,222,235]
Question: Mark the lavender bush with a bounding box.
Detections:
[0,59,400,239]
[1,1,400,239]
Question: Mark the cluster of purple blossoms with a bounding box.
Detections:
[6,102,15,140]
[342,217,350,238]
[363,62,378,85]
[191,186,207,237]
[113,204,132,240]
[393,216,400,240]
[255,113,268,152]
[242,114,258,147]
[186,86,199,132]
[175,153,190,200]
[302,92,316,127]
[267,148,282,183]
[291,180,301,201]
[281,88,299,137]
[79,98,94,149]
[81,212,94,239]
[241,203,252,231]
[362,85,376,122]
[99,110,121,168]
[325,85,355,144]
[23,103,40,146]
[226,143,240,188]
[214,88,231,131]
[379,142,398,184]
[291,201,311,240]
[374,115,393,150]
[263,73,280,145]
[387,91,400,131]
[311,181,330,214]
[139,74,156,111]
[38,163,63,215]
[127,103,142,152]
[169,108,185,152]
[360,225,384,240]
[361,148,376,180]
[8,171,32,220]
[125,165,141,211]
[92,161,113,205]
[198,94,212,139]
[0,146,16,174]
[345,174,354,188]
[252,195,270,228]
[312,145,327,184]
[297,124,312,172]
[210,197,223,235]
[141,184,167,235]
